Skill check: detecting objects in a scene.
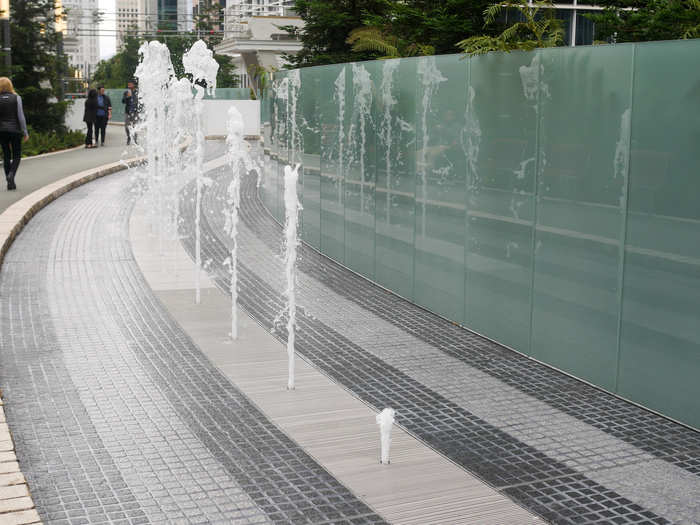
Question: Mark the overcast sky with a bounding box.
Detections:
[99,0,116,60]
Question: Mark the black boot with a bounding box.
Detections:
[7,168,16,190]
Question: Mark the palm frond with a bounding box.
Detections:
[347,27,399,57]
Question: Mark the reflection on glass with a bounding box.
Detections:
[619,40,700,428]
[259,40,700,429]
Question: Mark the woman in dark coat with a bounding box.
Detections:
[0,77,29,191]
[83,89,98,148]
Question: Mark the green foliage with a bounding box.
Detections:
[21,128,85,157]
[584,0,700,43]
[93,35,142,89]
[93,5,237,90]
[346,26,434,59]
[284,0,390,67]
[286,0,493,67]
[1,0,69,133]
[458,0,564,55]
[247,64,275,100]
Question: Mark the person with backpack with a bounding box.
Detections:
[0,77,29,191]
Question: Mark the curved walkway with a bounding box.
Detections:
[0,141,698,525]
[179,157,700,525]
[0,127,133,214]
[0,144,384,524]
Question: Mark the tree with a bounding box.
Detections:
[3,0,70,132]
[457,0,564,55]
[584,0,700,43]
[285,0,495,67]
[284,0,390,67]
[93,32,237,90]
[247,64,275,100]
[363,0,495,55]
[93,34,142,89]
[346,26,435,58]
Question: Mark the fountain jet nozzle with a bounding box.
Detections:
[376,408,396,465]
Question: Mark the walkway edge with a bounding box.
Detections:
[0,157,143,525]
[0,157,145,271]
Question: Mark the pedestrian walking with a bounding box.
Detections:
[122,80,139,145]
[0,77,29,191]
[95,86,112,146]
[84,89,98,148]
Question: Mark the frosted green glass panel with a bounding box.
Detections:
[104,90,125,123]
[201,87,251,100]
[104,87,250,123]
[413,56,467,323]
[466,52,537,352]
[260,40,700,429]
[374,58,417,299]
[260,153,278,220]
[319,64,347,263]
[530,45,633,389]
[343,62,377,278]
[275,71,290,166]
[300,68,321,249]
[619,41,700,428]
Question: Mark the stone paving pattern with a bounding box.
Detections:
[0,144,385,524]
[176,154,700,525]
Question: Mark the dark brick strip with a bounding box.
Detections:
[180,166,670,525]
[107,177,386,525]
[236,156,700,474]
[0,194,147,525]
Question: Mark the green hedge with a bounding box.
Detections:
[22,129,86,157]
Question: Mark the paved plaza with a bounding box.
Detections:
[0,141,699,524]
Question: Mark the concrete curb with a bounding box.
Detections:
[22,144,85,161]
[0,155,145,525]
[0,156,145,273]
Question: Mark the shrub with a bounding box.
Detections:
[21,128,86,157]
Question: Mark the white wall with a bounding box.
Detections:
[65,99,261,136]
[203,100,260,137]
[65,100,85,132]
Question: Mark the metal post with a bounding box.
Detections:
[57,30,64,100]
[1,18,10,70]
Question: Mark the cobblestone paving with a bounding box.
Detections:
[179,157,700,525]
[0,147,385,524]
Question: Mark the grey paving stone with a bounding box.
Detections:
[0,144,384,524]
[176,159,700,525]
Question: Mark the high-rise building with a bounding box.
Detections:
[192,0,225,32]
[62,0,100,81]
[115,0,140,48]
[225,0,294,18]
[157,0,190,31]
[116,0,193,50]
[216,0,302,85]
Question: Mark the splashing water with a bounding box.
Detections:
[379,60,399,223]
[417,57,447,235]
[282,164,302,390]
[333,69,345,204]
[288,70,301,165]
[225,106,256,340]
[614,108,631,208]
[376,408,396,465]
[183,40,219,304]
[134,41,174,250]
[348,63,372,213]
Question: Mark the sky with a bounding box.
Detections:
[99,0,116,60]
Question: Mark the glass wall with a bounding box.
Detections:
[107,88,252,123]
[260,40,700,430]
